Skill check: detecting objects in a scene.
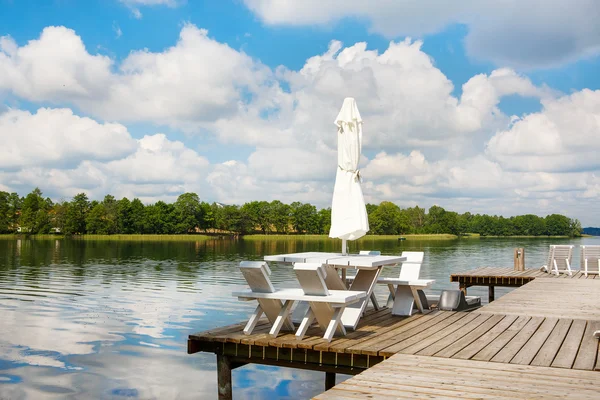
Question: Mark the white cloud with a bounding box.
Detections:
[105,133,210,185]
[243,0,600,68]
[0,27,113,102]
[0,25,272,127]
[119,0,181,19]
[0,107,136,169]
[113,21,122,39]
[486,89,600,172]
[0,25,598,224]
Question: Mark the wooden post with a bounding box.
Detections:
[217,355,233,400]
[459,283,467,296]
[488,286,495,303]
[325,372,336,390]
[514,248,525,271]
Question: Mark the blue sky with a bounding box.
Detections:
[1,0,599,225]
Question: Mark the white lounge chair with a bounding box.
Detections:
[581,245,600,276]
[235,261,295,337]
[293,263,366,342]
[541,245,574,275]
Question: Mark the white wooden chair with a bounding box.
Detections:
[541,245,574,275]
[293,263,366,342]
[581,245,600,276]
[376,251,434,315]
[235,261,295,337]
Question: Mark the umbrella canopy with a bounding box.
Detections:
[328,98,369,253]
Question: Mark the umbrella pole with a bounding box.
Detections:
[341,239,348,288]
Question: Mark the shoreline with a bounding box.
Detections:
[0,233,589,241]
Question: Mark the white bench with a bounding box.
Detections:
[233,261,365,341]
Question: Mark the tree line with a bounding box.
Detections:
[0,188,582,237]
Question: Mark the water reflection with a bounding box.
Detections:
[0,236,598,399]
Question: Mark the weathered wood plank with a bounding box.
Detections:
[530,318,572,367]
[316,354,600,400]
[489,317,544,363]
[453,314,518,360]
[510,317,558,365]
[551,319,586,369]
[573,320,600,370]
[434,314,506,358]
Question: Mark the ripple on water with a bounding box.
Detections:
[1,236,598,399]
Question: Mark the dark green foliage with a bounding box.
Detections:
[4,188,583,237]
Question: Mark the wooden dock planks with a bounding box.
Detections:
[189,273,600,399]
[314,354,600,400]
[478,278,600,320]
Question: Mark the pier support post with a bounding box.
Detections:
[489,286,495,303]
[325,372,336,390]
[217,355,233,400]
[514,248,525,271]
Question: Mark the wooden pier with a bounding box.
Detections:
[189,274,600,399]
[450,267,597,301]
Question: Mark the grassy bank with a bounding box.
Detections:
[0,234,212,241]
[0,233,585,241]
[243,234,459,240]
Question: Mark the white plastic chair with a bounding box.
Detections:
[581,245,600,276]
[236,261,295,336]
[541,245,574,275]
[293,263,365,342]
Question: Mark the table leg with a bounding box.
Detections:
[340,267,382,330]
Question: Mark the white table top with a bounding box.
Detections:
[264,252,406,269]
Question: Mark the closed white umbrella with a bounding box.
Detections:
[329,97,369,255]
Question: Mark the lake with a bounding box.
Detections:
[1,236,599,399]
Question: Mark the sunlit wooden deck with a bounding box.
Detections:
[450,267,598,301]
[189,274,600,399]
[315,354,600,400]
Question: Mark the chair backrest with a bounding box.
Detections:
[544,245,554,268]
[581,245,600,269]
[551,245,574,270]
[398,251,424,281]
[294,263,329,296]
[239,261,276,293]
[359,250,381,255]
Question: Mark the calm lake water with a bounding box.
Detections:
[1,236,599,399]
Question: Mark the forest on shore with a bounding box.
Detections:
[0,188,582,237]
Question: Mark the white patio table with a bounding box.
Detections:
[264,252,406,330]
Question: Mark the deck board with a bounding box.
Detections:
[478,278,600,320]
[315,354,600,400]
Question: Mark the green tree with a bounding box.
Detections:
[52,200,70,233]
[20,188,51,233]
[317,208,332,234]
[0,191,9,233]
[173,192,202,233]
[65,193,90,234]
[569,218,582,237]
[545,214,571,236]
[290,202,318,233]
[268,200,291,234]
[117,197,133,233]
[86,203,108,234]
[370,201,401,234]
[130,198,145,233]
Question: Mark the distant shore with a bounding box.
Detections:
[0,233,589,241]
